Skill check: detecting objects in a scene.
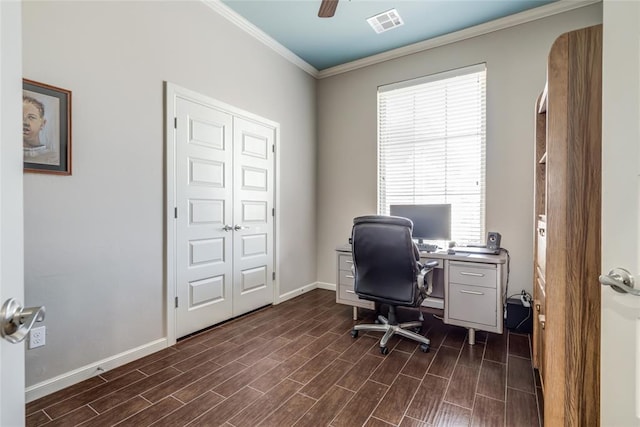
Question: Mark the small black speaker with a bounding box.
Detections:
[487,232,501,250]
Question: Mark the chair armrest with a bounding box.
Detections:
[417,260,438,297]
[422,260,439,270]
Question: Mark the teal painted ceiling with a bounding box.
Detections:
[220,0,557,70]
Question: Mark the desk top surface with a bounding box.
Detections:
[336,244,508,264]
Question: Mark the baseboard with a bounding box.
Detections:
[316,282,336,291]
[277,281,336,304]
[25,338,168,403]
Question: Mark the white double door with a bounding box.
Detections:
[174,94,275,338]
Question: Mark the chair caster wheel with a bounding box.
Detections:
[420,343,430,353]
[380,346,389,355]
[350,330,358,338]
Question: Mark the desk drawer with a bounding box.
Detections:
[339,270,354,286]
[339,284,374,308]
[449,262,497,288]
[448,283,497,327]
[338,254,353,271]
[338,284,359,304]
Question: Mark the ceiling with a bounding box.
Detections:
[219,0,558,72]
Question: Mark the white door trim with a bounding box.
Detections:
[164,82,280,345]
[0,1,25,424]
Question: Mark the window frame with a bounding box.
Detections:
[376,63,487,244]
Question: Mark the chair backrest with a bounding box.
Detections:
[351,215,420,306]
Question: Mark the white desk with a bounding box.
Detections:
[335,244,508,344]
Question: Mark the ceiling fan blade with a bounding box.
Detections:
[318,0,338,18]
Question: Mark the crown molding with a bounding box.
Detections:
[317,0,601,78]
[203,0,600,80]
[201,0,319,78]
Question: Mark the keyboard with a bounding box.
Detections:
[416,243,439,252]
[452,246,500,255]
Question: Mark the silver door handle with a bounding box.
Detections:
[222,225,233,232]
[0,299,46,344]
[234,225,248,231]
[600,268,640,296]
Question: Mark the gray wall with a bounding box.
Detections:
[316,5,603,296]
[23,1,317,387]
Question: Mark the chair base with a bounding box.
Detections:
[352,311,430,354]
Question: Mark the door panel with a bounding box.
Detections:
[173,95,276,338]
[232,117,274,316]
[175,98,233,338]
[1,1,26,423]
[601,1,640,423]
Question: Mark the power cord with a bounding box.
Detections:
[504,289,533,322]
[515,306,532,330]
[502,248,511,305]
[505,290,533,307]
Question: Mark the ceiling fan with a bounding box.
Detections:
[318,0,339,18]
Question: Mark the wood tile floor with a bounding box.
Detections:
[26,289,540,427]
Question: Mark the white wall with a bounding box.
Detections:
[22,1,317,388]
[316,4,602,297]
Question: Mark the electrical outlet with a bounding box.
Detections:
[29,326,46,349]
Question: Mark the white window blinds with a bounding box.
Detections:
[377,64,486,244]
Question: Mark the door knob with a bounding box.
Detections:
[0,298,46,344]
[222,225,233,232]
[599,268,640,296]
[234,225,248,231]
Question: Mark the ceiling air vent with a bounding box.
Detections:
[367,9,404,34]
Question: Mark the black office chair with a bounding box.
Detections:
[349,215,438,354]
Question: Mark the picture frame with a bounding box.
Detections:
[22,79,72,175]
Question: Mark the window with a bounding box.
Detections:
[377,64,486,244]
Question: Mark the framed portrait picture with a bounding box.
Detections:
[23,79,72,175]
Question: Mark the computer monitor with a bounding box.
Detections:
[389,204,452,242]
